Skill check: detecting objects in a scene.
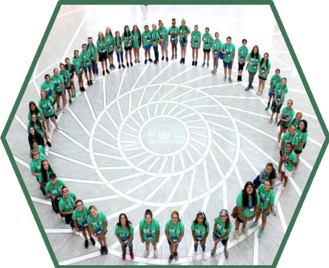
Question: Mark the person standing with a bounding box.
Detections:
[279,123,298,173]
[277,99,295,147]
[270,78,288,123]
[59,63,73,104]
[294,119,308,169]
[39,90,61,132]
[87,37,99,80]
[51,68,67,110]
[280,142,297,190]
[191,211,209,261]
[114,31,125,69]
[122,25,134,67]
[72,50,85,92]
[178,19,190,64]
[237,39,248,82]
[30,151,48,195]
[59,186,79,234]
[201,27,213,68]
[245,45,261,91]
[132,25,141,64]
[265,69,281,111]
[40,74,56,114]
[65,58,76,99]
[221,36,235,83]
[151,24,160,64]
[97,31,110,76]
[105,27,115,70]
[157,20,169,61]
[45,173,65,213]
[191,25,201,66]
[115,213,134,260]
[169,18,179,60]
[257,53,271,95]
[142,25,153,64]
[80,44,93,86]
[211,32,222,74]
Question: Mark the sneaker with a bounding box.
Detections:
[175,54,177,59]
[138,59,140,63]
[245,86,250,91]
[162,56,164,61]
[122,64,126,69]
[102,70,105,76]
[56,106,60,112]
[192,251,197,261]
[143,249,149,258]
[154,60,158,64]
[106,69,110,74]
[202,62,205,67]
[223,76,227,82]
[127,62,130,68]
[211,70,215,74]
[224,250,229,259]
[269,117,273,124]
[250,85,254,89]
[235,230,242,241]
[228,77,232,83]
[100,246,105,255]
[166,57,169,62]
[278,142,281,148]
[183,58,185,64]
[173,251,179,261]
[56,126,62,131]
[180,58,183,64]
[144,60,147,64]
[207,62,209,68]
[153,249,158,258]
[130,62,133,66]
[90,238,96,246]
[195,61,197,66]
[265,106,269,111]
[85,240,89,248]
[130,252,134,260]
[192,61,195,66]
[282,186,286,191]
[249,221,258,229]
[122,252,126,261]
[171,55,174,60]
[69,100,72,104]
[149,58,153,62]
[134,59,137,63]
[113,64,116,69]
[90,80,93,85]
[202,252,207,261]
[104,246,108,255]
[168,255,174,264]
[243,228,248,237]
[46,141,52,147]
[55,114,58,119]
[87,80,90,86]
[211,248,217,257]
[118,64,121,69]
[258,230,264,238]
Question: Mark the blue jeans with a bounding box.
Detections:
[194,239,206,252]
[153,46,159,61]
[119,237,133,253]
[36,177,46,195]
[91,60,99,75]
[116,51,123,63]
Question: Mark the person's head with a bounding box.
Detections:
[133,25,139,33]
[158,20,163,29]
[172,18,176,27]
[61,186,69,198]
[281,77,287,87]
[49,172,57,184]
[295,111,302,122]
[41,159,50,171]
[144,25,149,31]
[215,32,219,39]
[289,124,296,136]
[242,181,258,208]
[242,38,247,46]
[219,209,231,229]
[31,149,40,160]
[265,162,277,180]
[193,211,207,228]
[194,25,198,32]
[29,101,37,112]
[171,211,180,224]
[44,74,51,83]
[124,25,130,34]
[105,27,111,35]
[29,126,36,135]
[88,37,93,45]
[275,68,280,77]
[53,68,59,76]
[31,140,38,150]
[263,52,269,61]
[115,31,120,38]
[251,45,259,58]
[59,63,66,72]
[31,113,38,123]
[75,199,84,213]
[264,179,273,192]
[40,90,48,100]
[205,27,209,34]
[285,141,293,153]
[65,57,71,65]
[89,205,99,218]
[82,43,87,52]
[118,213,132,230]
[98,31,104,40]
[298,119,308,133]
[181,18,186,27]
[74,50,79,58]
[287,99,293,109]
[144,209,153,224]
[40,159,51,184]
[226,36,232,44]
[152,23,157,31]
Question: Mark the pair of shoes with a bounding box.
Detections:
[192,61,195,66]
[168,255,174,264]
[166,57,169,62]
[122,64,126,69]
[148,58,153,62]
[90,238,96,246]
[245,86,250,91]
[122,252,126,261]
[223,76,227,82]
[144,59,147,64]
[173,251,179,260]
[153,249,158,258]
[256,90,261,95]
[130,62,133,67]
[224,250,229,259]
[228,77,233,83]
[154,60,158,64]
[85,240,89,248]
[211,248,217,257]
[143,249,149,258]
[100,246,108,255]
[249,221,258,229]
[258,230,264,238]
[106,69,110,74]
[202,62,205,67]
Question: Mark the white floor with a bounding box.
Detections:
[7,5,325,266]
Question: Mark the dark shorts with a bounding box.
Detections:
[56,89,66,97]
[65,86,71,90]
[259,76,267,81]
[223,61,233,70]
[179,40,187,47]
[167,238,180,246]
[45,113,55,120]
[170,39,178,44]
[271,102,282,113]
[295,149,302,154]
[83,65,92,72]
[108,51,114,55]
[203,48,211,53]
[260,209,271,216]
[236,216,244,223]
[99,52,107,62]
[78,224,89,231]
[93,229,107,237]
[192,47,200,50]
[238,62,245,71]
[124,46,132,51]
[221,238,228,246]
[280,149,282,156]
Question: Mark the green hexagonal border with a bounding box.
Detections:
[1,0,328,267]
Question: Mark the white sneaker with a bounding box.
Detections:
[243,228,248,237]
[72,229,80,235]
[234,230,239,240]
[282,186,286,191]
[143,249,149,258]
[277,142,281,148]
[56,126,62,131]
[203,252,207,261]
[192,251,197,261]
[153,249,158,259]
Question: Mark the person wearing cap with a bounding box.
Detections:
[141,25,153,64]
[80,44,93,87]
[132,25,142,64]
[97,31,110,76]
[59,186,79,234]
[202,27,213,68]
[191,211,209,261]
[72,50,85,93]
[211,209,231,259]
[168,19,179,60]
[122,25,134,67]
[191,25,201,66]
[221,36,236,83]
[157,20,169,62]
[151,24,160,64]
[105,27,116,70]
[87,37,99,80]
[64,58,76,101]
[237,39,248,82]
[114,31,125,69]
[45,173,65,213]
[211,32,222,75]
[178,19,190,64]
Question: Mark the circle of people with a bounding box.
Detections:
[27,18,309,263]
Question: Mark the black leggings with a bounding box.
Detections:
[64,213,74,228]
[51,198,60,213]
[248,71,256,87]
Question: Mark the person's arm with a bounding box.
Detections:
[192,230,198,245]
[294,141,305,150]
[212,223,217,241]
[201,231,209,245]
[141,37,144,48]
[232,50,235,63]
[287,158,297,167]
[280,140,285,157]
[164,229,172,244]
[156,230,160,243]
[237,206,247,221]
[40,112,46,126]
[264,203,272,214]
[198,37,201,48]
[89,224,96,236]
[99,221,108,238]
[73,220,80,232]
[140,230,144,242]
[116,234,126,247]
[177,231,184,244]
[246,56,252,65]
[254,205,260,220]
[165,34,168,44]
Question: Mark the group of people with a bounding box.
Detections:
[25,18,309,263]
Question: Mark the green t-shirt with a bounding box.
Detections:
[214,216,232,239]
[28,111,43,125]
[212,39,222,56]
[270,75,282,91]
[105,35,114,52]
[27,122,44,138]
[38,166,54,184]
[257,184,275,211]
[275,84,288,104]
[39,96,54,117]
[178,25,190,41]
[238,46,248,63]
[283,150,297,172]
[259,60,271,79]
[59,191,76,212]
[281,107,295,127]
[87,44,97,61]
[80,50,92,68]
[132,32,140,48]
[115,223,134,241]
[151,30,160,47]
[165,219,185,241]
[236,191,260,219]
[295,129,308,151]
[191,31,201,48]
[114,38,122,53]
[51,74,64,93]
[202,33,213,50]
[139,218,160,242]
[288,118,300,128]
[72,56,83,75]
[191,221,209,240]
[168,26,179,42]
[66,63,74,77]
[222,43,236,63]
[142,31,152,46]
[72,206,90,226]
[41,81,55,99]
[157,26,168,42]
[97,39,107,54]
[45,178,65,197]
[121,32,133,48]
[60,70,71,88]
[281,132,298,153]
[247,53,261,73]
[87,211,107,233]
[30,153,47,174]
[30,145,45,159]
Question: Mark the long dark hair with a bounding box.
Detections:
[193,211,208,229]
[250,45,259,59]
[28,126,44,148]
[298,119,308,133]
[132,25,141,35]
[117,213,132,231]
[29,113,43,131]
[220,209,231,230]
[29,101,41,116]
[41,160,54,185]
[124,25,132,37]
[242,181,258,208]
[260,53,269,68]
[265,162,277,180]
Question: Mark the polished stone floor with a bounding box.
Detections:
[7,4,325,266]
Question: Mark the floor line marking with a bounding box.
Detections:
[83,195,121,203]
[253,230,259,265]
[182,74,212,84]
[132,64,149,90]
[57,130,89,153]
[147,61,173,85]
[31,196,51,206]
[94,137,118,151]
[116,69,127,97]
[57,7,87,18]
[48,151,94,169]
[110,173,143,184]
[97,123,117,141]
[272,55,294,70]
[67,107,90,136]
[225,105,270,118]
[105,111,119,130]
[14,156,30,169]
[103,77,106,108]
[14,114,27,130]
[62,178,103,185]
[93,152,123,161]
